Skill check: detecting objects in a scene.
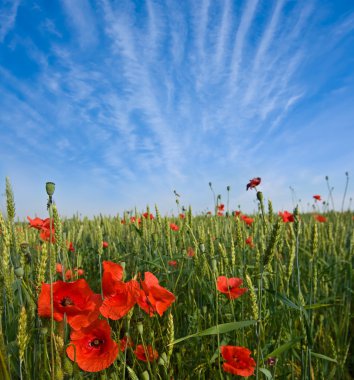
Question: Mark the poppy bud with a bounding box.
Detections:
[137,322,144,335]
[46,182,55,196]
[256,191,263,202]
[15,267,24,278]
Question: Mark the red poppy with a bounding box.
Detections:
[121,219,126,224]
[119,336,134,351]
[315,215,327,223]
[279,211,294,223]
[143,212,154,220]
[27,216,49,230]
[66,319,119,372]
[220,346,256,377]
[56,263,63,274]
[130,216,141,224]
[170,223,179,231]
[134,345,159,362]
[168,260,177,267]
[218,204,225,212]
[187,247,195,257]
[102,241,109,249]
[76,268,85,277]
[246,177,261,191]
[234,211,241,217]
[65,270,73,281]
[217,211,224,216]
[100,279,140,320]
[245,236,254,248]
[241,215,254,226]
[137,272,176,317]
[217,276,248,300]
[101,261,124,297]
[39,226,55,243]
[207,211,212,215]
[67,241,75,252]
[179,213,185,219]
[38,279,102,330]
[313,195,321,201]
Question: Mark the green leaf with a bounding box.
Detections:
[265,289,301,310]
[311,352,337,363]
[259,368,273,379]
[304,303,334,310]
[170,320,256,345]
[266,336,302,358]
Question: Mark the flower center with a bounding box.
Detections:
[60,297,74,307]
[90,338,104,348]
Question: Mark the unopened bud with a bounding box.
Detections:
[46,182,55,196]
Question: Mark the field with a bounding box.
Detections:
[0,180,353,379]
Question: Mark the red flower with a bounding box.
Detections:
[39,226,55,243]
[313,195,321,201]
[76,268,85,277]
[134,345,158,362]
[170,223,179,231]
[137,272,175,317]
[119,336,134,351]
[102,241,109,249]
[130,216,141,224]
[279,211,294,223]
[217,211,224,216]
[234,211,241,217]
[100,280,140,320]
[179,213,185,219]
[217,276,248,300]
[27,216,49,230]
[38,279,101,330]
[121,219,126,224]
[66,319,119,372]
[246,177,261,191]
[207,211,212,215]
[56,263,63,274]
[218,204,225,212]
[315,215,327,223]
[187,247,195,257]
[168,260,177,267]
[245,236,254,248]
[67,241,75,252]
[143,212,154,220]
[241,215,254,226]
[65,269,73,281]
[100,261,140,320]
[220,346,256,377]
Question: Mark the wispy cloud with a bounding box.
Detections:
[0,0,20,42]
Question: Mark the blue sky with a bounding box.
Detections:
[0,0,353,218]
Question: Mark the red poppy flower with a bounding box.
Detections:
[102,241,109,249]
[241,215,254,226]
[246,177,261,191]
[67,241,75,252]
[66,319,119,372]
[220,346,256,377]
[100,279,140,320]
[143,212,154,220]
[130,216,141,224]
[134,345,159,362]
[76,268,85,276]
[137,272,175,317]
[168,260,177,267]
[121,219,126,224]
[217,276,248,300]
[56,263,63,274]
[27,216,49,230]
[101,261,124,297]
[179,213,185,219]
[234,211,241,217]
[39,226,55,243]
[119,336,134,351]
[170,223,179,231]
[38,279,102,330]
[313,195,321,201]
[245,236,254,248]
[217,211,224,216]
[315,215,327,223]
[187,247,195,257]
[218,204,225,212]
[65,269,73,281]
[279,211,294,223]
[207,211,212,215]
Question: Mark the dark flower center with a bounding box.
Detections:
[90,338,104,348]
[60,297,74,307]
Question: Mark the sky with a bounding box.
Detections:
[0,0,354,219]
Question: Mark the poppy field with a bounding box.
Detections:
[0,178,353,379]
